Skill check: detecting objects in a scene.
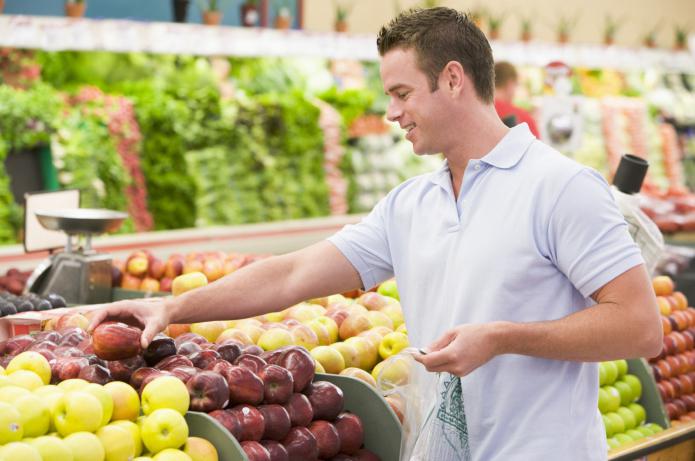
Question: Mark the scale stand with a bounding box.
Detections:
[26,209,128,305]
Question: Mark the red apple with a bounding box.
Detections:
[51,356,90,383]
[155,354,194,371]
[53,346,84,358]
[230,404,266,441]
[78,363,112,384]
[3,335,35,356]
[164,258,184,279]
[234,354,268,374]
[226,366,265,406]
[143,335,177,366]
[209,409,242,440]
[175,332,208,347]
[260,440,290,461]
[259,365,294,404]
[169,366,198,383]
[353,448,380,461]
[243,344,265,356]
[92,321,142,361]
[215,341,243,363]
[149,258,166,279]
[334,412,364,455]
[187,370,230,412]
[107,355,146,382]
[206,358,235,376]
[282,393,314,427]
[159,277,173,292]
[34,331,62,343]
[308,420,340,459]
[282,426,318,461]
[259,404,292,441]
[241,441,271,461]
[129,367,161,390]
[177,341,203,357]
[189,350,221,369]
[303,381,344,421]
[261,346,293,365]
[279,347,315,393]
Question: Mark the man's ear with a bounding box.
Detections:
[441,61,466,96]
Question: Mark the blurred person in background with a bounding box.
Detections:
[494,60,540,138]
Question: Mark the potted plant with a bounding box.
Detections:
[197,0,224,26]
[240,0,260,27]
[486,12,506,40]
[65,0,87,18]
[171,0,191,23]
[642,23,660,48]
[603,15,624,46]
[555,14,578,44]
[334,1,353,33]
[274,0,292,30]
[520,16,532,42]
[674,24,689,51]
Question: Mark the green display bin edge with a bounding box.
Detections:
[185,373,403,461]
[112,287,169,301]
[627,358,670,429]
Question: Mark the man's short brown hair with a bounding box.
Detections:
[494,61,518,88]
[377,7,495,104]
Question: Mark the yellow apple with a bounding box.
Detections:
[0,441,41,461]
[0,401,23,444]
[112,420,143,457]
[257,328,294,351]
[286,303,322,323]
[378,332,409,360]
[345,336,378,370]
[290,324,320,350]
[346,304,368,316]
[235,318,263,329]
[6,352,51,385]
[7,370,43,390]
[104,381,140,422]
[326,294,348,306]
[64,431,106,461]
[141,409,189,454]
[30,435,74,461]
[378,303,405,329]
[311,316,339,344]
[0,365,5,375]
[153,448,192,460]
[237,324,265,344]
[171,272,208,297]
[97,424,136,461]
[13,393,50,437]
[83,383,114,427]
[339,314,373,340]
[330,342,360,369]
[33,384,63,398]
[57,379,89,392]
[304,319,331,346]
[183,436,218,461]
[189,321,226,342]
[339,367,378,388]
[214,328,253,346]
[0,384,31,402]
[142,376,190,416]
[365,311,394,330]
[377,279,399,300]
[315,361,326,373]
[311,346,346,374]
[369,326,393,338]
[371,356,410,390]
[257,311,285,323]
[54,391,103,436]
[396,323,407,334]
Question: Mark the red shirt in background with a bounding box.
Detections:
[494,99,540,139]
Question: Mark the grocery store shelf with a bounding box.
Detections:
[608,419,695,461]
[0,15,694,71]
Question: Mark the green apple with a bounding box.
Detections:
[97,424,136,461]
[183,436,218,461]
[606,437,620,450]
[30,435,74,461]
[628,403,646,426]
[598,364,607,386]
[396,323,407,335]
[6,352,51,385]
[377,279,399,300]
[601,414,613,438]
[602,361,619,386]
[616,406,637,430]
[600,386,621,413]
[53,391,104,436]
[189,321,226,343]
[7,370,43,390]
[622,375,642,401]
[134,458,154,461]
[84,383,114,427]
[614,360,628,378]
[112,420,143,457]
[290,324,320,350]
[0,364,5,375]
[0,401,23,444]
[303,319,332,346]
[153,448,193,460]
[645,423,664,433]
[64,431,106,461]
[142,376,190,416]
[0,441,41,461]
[614,433,633,445]
[614,381,633,406]
[257,328,294,351]
[104,381,140,422]
[625,429,644,441]
[604,412,625,436]
[57,379,90,392]
[13,393,50,437]
[378,332,409,360]
[0,384,31,402]
[636,425,654,437]
[141,409,189,454]
[311,345,346,373]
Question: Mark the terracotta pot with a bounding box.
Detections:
[202,10,222,26]
[275,15,291,30]
[240,4,259,27]
[557,32,569,44]
[489,29,500,40]
[335,20,348,33]
[65,2,86,18]
[604,36,614,46]
[521,31,532,42]
[644,38,656,48]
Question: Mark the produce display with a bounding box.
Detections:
[648,275,695,426]
[0,291,66,317]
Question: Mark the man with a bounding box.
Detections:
[89,8,662,460]
[494,60,540,138]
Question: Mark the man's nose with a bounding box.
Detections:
[386,100,402,122]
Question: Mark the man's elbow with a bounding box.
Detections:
[636,317,664,359]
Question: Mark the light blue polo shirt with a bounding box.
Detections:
[328,123,643,460]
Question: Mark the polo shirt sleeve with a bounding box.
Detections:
[546,168,644,299]
[327,199,394,290]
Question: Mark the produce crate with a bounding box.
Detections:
[627,358,670,429]
[185,373,403,461]
[111,287,169,301]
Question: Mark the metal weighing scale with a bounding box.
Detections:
[25,208,128,305]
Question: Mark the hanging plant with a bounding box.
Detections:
[555,14,579,44]
[674,24,689,50]
[520,16,533,42]
[642,23,660,48]
[603,15,624,46]
[487,12,506,40]
[334,1,353,33]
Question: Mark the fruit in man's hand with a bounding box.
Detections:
[92,322,143,361]
[141,408,189,454]
[142,375,191,416]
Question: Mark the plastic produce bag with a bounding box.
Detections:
[376,351,471,461]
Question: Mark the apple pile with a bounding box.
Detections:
[0,349,218,460]
[114,250,265,293]
[648,275,695,426]
[598,359,663,450]
[0,291,67,317]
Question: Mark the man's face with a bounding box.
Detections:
[380,48,449,155]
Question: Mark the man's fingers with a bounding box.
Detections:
[87,308,109,332]
[141,322,160,349]
[423,329,457,354]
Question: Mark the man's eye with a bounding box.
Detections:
[398,93,409,100]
